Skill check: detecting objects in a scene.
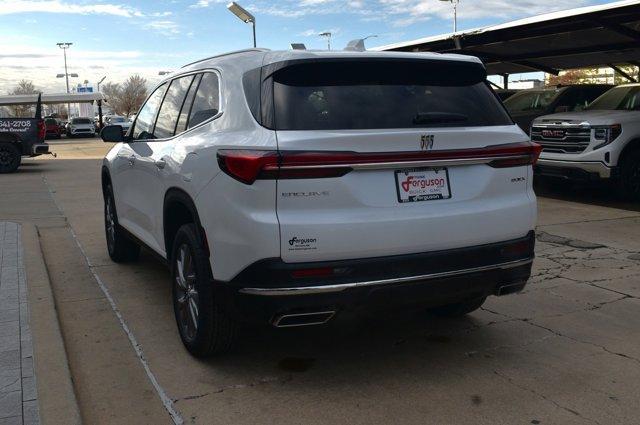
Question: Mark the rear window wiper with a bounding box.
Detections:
[412,112,469,125]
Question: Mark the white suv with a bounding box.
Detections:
[100,48,540,356]
[532,84,640,199]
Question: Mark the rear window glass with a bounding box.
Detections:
[270,60,511,130]
[71,118,92,124]
[45,118,57,125]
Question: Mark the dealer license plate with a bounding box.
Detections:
[394,168,451,203]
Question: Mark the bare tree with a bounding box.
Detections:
[103,75,148,117]
[9,80,38,117]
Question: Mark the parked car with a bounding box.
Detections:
[66,117,96,138]
[0,95,52,173]
[504,85,613,133]
[44,117,64,139]
[532,83,640,198]
[100,48,540,356]
[104,115,132,134]
[494,89,519,101]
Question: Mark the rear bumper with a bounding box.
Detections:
[216,231,535,325]
[31,144,50,156]
[535,158,613,179]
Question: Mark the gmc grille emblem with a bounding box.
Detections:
[542,129,565,138]
[420,134,435,150]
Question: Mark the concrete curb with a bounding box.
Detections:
[22,224,82,425]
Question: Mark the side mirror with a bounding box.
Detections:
[100,125,125,143]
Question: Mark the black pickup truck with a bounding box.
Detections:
[0,94,53,173]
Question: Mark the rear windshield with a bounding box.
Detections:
[71,118,92,124]
[269,60,511,130]
[45,118,57,125]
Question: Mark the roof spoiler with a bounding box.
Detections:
[34,93,42,119]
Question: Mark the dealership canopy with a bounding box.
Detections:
[375,0,640,78]
[0,92,105,106]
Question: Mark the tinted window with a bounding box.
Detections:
[133,83,167,139]
[176,74,202,133]
[270,60,510,130]
[587,86,640,111]
[71,118,92,124]
[504,89,563,114]
[188,72,220,129]
[45,118,57,125]
[154,75,195,139]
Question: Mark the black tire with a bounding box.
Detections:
[104,184,140,262]
[618,149,640,201]
[428,296,487,318]
[0,142,21,174]
[171,224,236,357]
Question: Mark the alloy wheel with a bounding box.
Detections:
[175,244,199,341]
[105,196,116,252]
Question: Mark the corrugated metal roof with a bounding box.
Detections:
[375,0,640,76]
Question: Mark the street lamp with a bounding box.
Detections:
[227,2,256,48]
[319,32,332,50]
[439,0,460,33]
[57,42,74,118]
[97,76,106,92]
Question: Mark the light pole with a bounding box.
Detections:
[319,32,332,50]
[439,0,460,33]
[57,42,74,118]
[227,2,256,48]
[97,76,106,92]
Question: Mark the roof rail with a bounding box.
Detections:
[181,48,270,68]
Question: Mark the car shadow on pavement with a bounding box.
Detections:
[534,177,640,212]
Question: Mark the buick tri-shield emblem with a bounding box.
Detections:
[420,134,435,151]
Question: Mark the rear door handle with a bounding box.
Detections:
[155,159,166,169]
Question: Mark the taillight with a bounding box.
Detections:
[217,150,279,184]
[217,142,542,185]
[37,120,46,141]
[488,143,542,168]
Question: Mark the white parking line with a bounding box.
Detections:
[41,175,184,425]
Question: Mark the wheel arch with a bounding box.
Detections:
[0,133,21,148]
[163,188,209,260]
[618,137,640,165]
[101,166,112,197]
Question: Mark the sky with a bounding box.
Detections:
[0,0,624,93]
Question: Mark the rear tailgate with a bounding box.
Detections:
[268,58,538,263]
[275,128,537,262]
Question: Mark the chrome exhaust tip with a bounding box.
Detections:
[272,311,336,328]
[496,281,526,296]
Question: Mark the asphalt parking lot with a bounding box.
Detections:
[3,137,640,425]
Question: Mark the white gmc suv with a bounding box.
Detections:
[100,48,540,356]
[533,84,640,198]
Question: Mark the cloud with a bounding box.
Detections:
[189,0,226,9]
[235,0,591,27]
[298,28,341,37]
[0,0,142,17]
[145,20,181,35]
